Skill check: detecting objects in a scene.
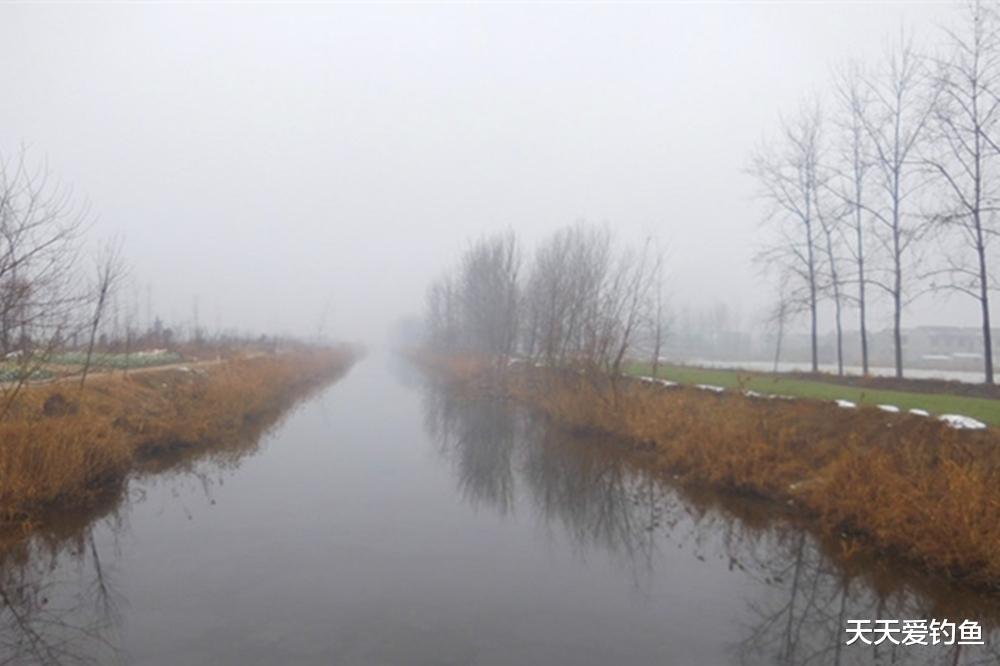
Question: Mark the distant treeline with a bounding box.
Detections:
[424,224,666,378]
[753,1,1000,384]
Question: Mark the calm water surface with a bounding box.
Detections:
[3,354,1000,665]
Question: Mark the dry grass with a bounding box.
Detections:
[422,354,1000,589]
[0,347,358,528]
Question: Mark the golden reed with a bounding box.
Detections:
[418,353,1000,590]
[0,348,358,529]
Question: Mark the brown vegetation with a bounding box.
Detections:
[0,347,358,529]
[419,353,1000,590]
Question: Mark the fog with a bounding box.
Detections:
[0,2,963,344]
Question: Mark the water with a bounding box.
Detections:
[3,354,1000,665]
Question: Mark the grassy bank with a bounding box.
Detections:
[628,362,1000,426]
[422,354,1000,590]
[0,347,359,528]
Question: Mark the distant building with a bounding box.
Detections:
[904,326,994,358]
[801,326,997,372]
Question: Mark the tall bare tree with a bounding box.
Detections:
[857,33,938,378]
[925,0,1000,384]
[816,198,846,375]
[751,101,824,372]
[0,148,86,355]
[0,148,88,417]
[832,61,876,375]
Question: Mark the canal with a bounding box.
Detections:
[2,353,998,665]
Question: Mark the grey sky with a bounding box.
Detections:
[0,2,963,343]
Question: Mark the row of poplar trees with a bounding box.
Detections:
[754,1,1000,383]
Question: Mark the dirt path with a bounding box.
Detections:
[2,353,264,390]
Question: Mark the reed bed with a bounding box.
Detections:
[420,353,1000,589]
[0,347,358,527]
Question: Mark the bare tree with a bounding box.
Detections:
[924,0,1000,384]
[425,231,520,367]
[647,240,667,377]
[0,148,88,417]
[857,33,939,378]
[524,223,613,368]
[457,231,520,364]
[766,273,811,373]
[0,150,86,358]
[751,101,824,372]
[815,184,847,376]
[599,236,658,382]
[79,240,126,390]
[832,60,877,375]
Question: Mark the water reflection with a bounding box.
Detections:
[0,518,122,664]
[0,388,309,665]
[424,386,518,515]
[6,365,1000,665]
[422,377,1000,665]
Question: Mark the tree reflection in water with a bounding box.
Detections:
[422,378,1000,666]
[423,383,518,515]
[0,405,279,665]
[0,522,122,665]
[4,376,1000,665]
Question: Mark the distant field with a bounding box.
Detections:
[48,351,182,369]
[627,362,1000,426]
[0,365,53,383]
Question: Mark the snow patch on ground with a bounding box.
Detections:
[695,384,725,393]
[636,376,678,388]
[835,399,856,409]
[908,408,930,417]
[744,390,794,400]
[938,414,987,430]
[877,404,900,413]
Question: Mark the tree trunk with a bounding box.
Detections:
[892,172,904,379]
[855,217,869,375]
[893,289,903,379]
[978,240,994,384]
[651,322,662,378]
[822,219,844,376]
[79,316,100,391]
[806,222,818,373]
[773,308,785,373]
[833,287,844,376]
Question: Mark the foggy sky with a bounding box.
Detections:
[0,2,965,344]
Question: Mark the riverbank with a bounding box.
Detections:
[628,362,1000,425]
[0,346,360,530]
[418,353,1000,591]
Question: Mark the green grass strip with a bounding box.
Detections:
[626,362,1000,426]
